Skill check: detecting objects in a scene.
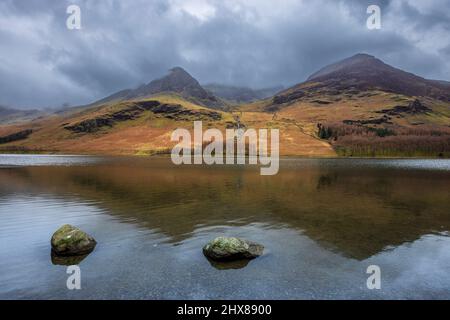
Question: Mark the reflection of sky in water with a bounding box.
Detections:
[0,196,449,299]
[0,154,104,166]
[0,156,449,299]
[2,155,450,171]
[282,158,450,171]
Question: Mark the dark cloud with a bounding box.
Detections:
[0,0,449,108]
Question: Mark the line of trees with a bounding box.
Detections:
[317,123,450,157]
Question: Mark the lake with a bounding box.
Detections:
[0,155,449,299]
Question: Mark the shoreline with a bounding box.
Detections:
[0,151,449,160]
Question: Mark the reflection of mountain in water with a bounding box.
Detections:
[0,158,449,260]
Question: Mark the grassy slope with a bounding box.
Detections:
[240,89,450,156]
[1,89,449,157]
[0,95,304,156]
[0,94,235,155]
[242,89,450,126]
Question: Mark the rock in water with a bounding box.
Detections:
[51,224,97,256]
[51,252,89,266]
[203,237,264,261]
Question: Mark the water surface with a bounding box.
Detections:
[0,155,449,299]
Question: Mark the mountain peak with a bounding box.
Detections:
[142,66,201,92]
[166,67,196,82]
[93,67,225,109]
[169,66,189,74]
[307,53,383,81]
[272,53,450,107]
[350,53,375,59]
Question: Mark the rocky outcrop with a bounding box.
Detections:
[0,129,32,144]
[51,224,97,256]
[272,91,305,105]
[377,99,432,116]
[311,99,332,105]
[343,115,392,125]
[64,101,159,133]
[64,117,114,133]
[341,99,429,125]
[64,100,222,133]
[203,237,264,261]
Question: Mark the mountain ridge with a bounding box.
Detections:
[203,84,283,103]
[308,53,450,99]
[1,53,449,157]
[0,105,44,125]
[265,53,450,110]
[93,67,226,110]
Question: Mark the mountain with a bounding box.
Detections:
[94,67,225,109]
[203,84,283,103]
[269,53,450,107]
[0,105,44,124]
[0,93,334,157]
[0,105,21,117]
[0,53,449,157]
[237,53,450,157]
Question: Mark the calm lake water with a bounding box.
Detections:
[0,155,449,299]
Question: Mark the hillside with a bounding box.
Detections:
[0,105,45,125]
[265,53,450,110]
[0,94,228,155]
[0,106,17,117]
[0,93,334,156]
[306,54,450,99]
[241,54,450,156]
[1,54,449,157]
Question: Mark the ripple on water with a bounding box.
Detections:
[0,156,450,299]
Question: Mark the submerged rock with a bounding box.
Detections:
[51,251,89,266]
[203,237,264,261]
[206,257,251,270]
[51,224,97,256]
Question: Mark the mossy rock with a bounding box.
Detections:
[51,224,97,256]
[203,237,264,261]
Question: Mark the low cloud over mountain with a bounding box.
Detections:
[1,0,450,108]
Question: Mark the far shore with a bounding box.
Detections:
[0,151,449,159]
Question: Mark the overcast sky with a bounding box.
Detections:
[0,0,449,109]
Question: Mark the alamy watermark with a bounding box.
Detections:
[66,265,81,290]
[366,265,381,289]
[171,121,279,175]
[367,5,381,30]
[66,5,81,30]
[66,4,380,31]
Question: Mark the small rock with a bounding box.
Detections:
[203,237,264,261]
[51,224,97,256]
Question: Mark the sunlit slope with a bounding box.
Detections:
[2,88,449,157]
[236,111,335,156]
[239,53,450,136]
[0,95,233,155]
[0,92,336,156]
[249,92,448,126]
